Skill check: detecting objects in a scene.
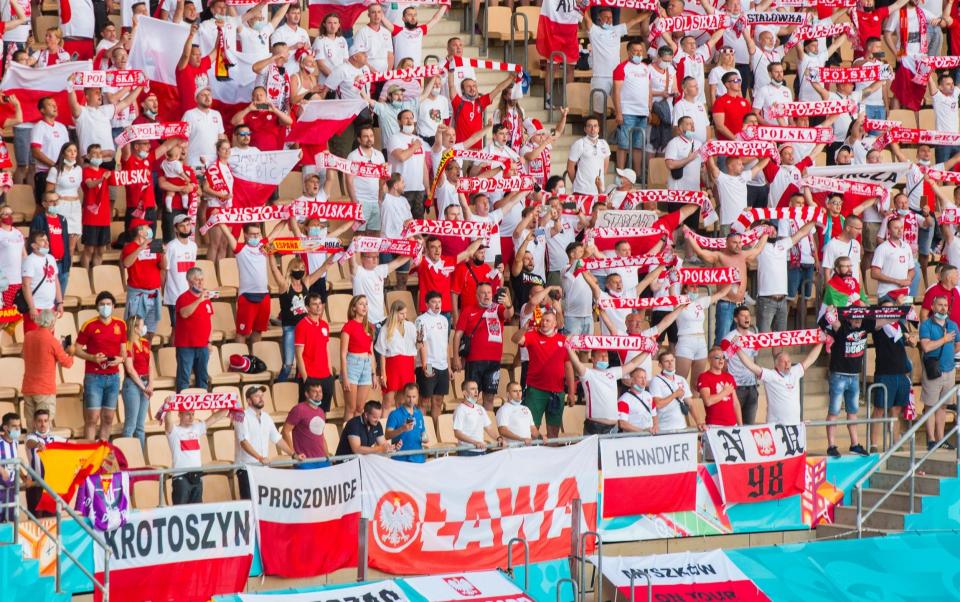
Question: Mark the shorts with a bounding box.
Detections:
[675,334,708,360]
[236,293,271,336]
[81,225,111,247]
[126,287,162,334]
[60,200,82,236]
[828,372,860,416]
[464,359,501,394]
[650,310,679,344]
[563,316,594,336]
[616,115,648,149]
[523,386,565,427]
[83,373,120,410]
[13,125,34,167]
[361,199,381,231]
[861,222,881,253]
[922,368,955,409]
[416,366,449,397]
[345,352,373,385]
[918,225,935,255]
[872,373,911,409]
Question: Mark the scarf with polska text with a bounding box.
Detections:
[801,175,888,205]
[698,140,781,163]
[566,334,660,354]
[199,205,289,234]
[155,392,242,420]
[923,165,960,187]
[651,14,729,38]
[898,6,927,57]
[315,152,389,179]
[765,98,858,120]
[669,266,742,285]
[290,199,366,226]
[114,122,189,147]
[784,22,855,50]
[204,160,233,209]
[451,148,512,169]
[457,175,535,193]
[340,236,423,263]
[809,64,893,84]
[267,237,344,254]
[591,0,660,10]
[912,56,960,84]
[71,70,146,89]
[745,11,807,25]
[734,206,825,233]
[682,225,771,250]
[722,328,826,357]
[597,295,690,310]
[618,189,717,223]
[400,219,495,239]
[772,0,855,6]
[862,117,901,132]
[739,125,834,144]
[872,127,960,150]
[353,63,446,88]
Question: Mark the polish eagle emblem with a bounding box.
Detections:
[373,491,421,552]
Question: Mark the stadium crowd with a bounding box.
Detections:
[0,0,958,509]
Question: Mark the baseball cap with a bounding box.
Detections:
[349,42,368,57]
[173,214,190,225]
[245,384,267,399]
[616,168,637,184]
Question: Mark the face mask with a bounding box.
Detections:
[138,323,148,337]
[540,327,555,336]
[308,226,324,237]
[595,361,609,370]
[630,55,642,64]
[632,383,644,392]
[307,397,322,407]
[98,304,112,319]
[7,428,19,440]
[662,369,675,377]
[897,209,909,215]
[587,133,599,141]
[430,87,440,97]
[508,397,522,404]
[246,236,261,247]
[252,20,267,31]
[465,396,477,404]
[37,246,49,256]
[214,13,226,20]
[90,157,103,167]
[190,286,202,294]
[303,65,316,74]
[144,108,157,119]
[0,216,12,226]
[936,312,949,320]
[557,187,566,195]
[137,150,149,159]
[600,23,611,30]
[402,124,415,134]
[291,270,305,280]
[64,159,76,167]
[177,230,191,238]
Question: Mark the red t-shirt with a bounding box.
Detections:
[46,214,65,260]
[452,93,491,150]
[122,241,163,290]
[856,6,890,49]
[922,283,960,325]
[174,290,213,348]
[127,338,151,377]
[342,319,373,354]
[696,370,738,426]
[245,110,286,151]
[523,330,568,393]
[77,316,127,374]
[416,256,456,313]
[82,166,112,227]
[175,56,212,114]
[295,316,332,378]
[455,304,506,362]
[711,94,753,139]
[452,262,502,313]
[121,155,156,210]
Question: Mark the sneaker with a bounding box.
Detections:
[744,293,757,306]
[849,444,869,456]
[927,441,937,451]
[943,442,956,451]
[827,445,841,458]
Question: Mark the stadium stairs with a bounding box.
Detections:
[0,540,70,602]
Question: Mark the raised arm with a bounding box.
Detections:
[735,347,764,378]
[801,342,824,371]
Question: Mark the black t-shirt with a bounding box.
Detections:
[511,270,545,310]
[335,415,385,456]
[823,320,869,374]
[872,320,910,376]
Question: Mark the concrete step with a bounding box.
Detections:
[886,452,959,478]
[869,470,942,496]
[833,506,907,531]
[815,523,891,540]
[857,488,927,513]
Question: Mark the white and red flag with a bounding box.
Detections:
[1,60,91,125]
[404,571,536,602]
[308,0,371,29]
[600,433,698,517]
[246,461,361,577]
[537,0,581,63]
[228,149,301,208]
[705,423,807,503]
[288,99,368,156]
[127,17,191,121]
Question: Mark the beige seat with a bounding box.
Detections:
[92,265,126,304]
[206,346,241,386]
[515,6,540,39]
[562,404,585,436]
[326,294,352,331]
[888,109,917,129]
[112,436,146,468]
[132,479,160,509]
[484,6,512,40]
[216,258,240,298]
[145,434,172,467]
[6,185,35,224]
[53,397,84,436]
[57,359,84,397]
[437,413,457,444]
[0,357,23,399]
[271,381,299,422]
[212,428,236,462]
[65,266,97,307]
[252,340,283,377]
[211,302,237,341]
[220,342,271,383]
[203,473,234,502]
[323,423,340,455]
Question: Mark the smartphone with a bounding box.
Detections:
[256,103,270,110]
[61,334,72,349]
[207,290,222,299]
[406,418,414,424]
[874,51,885,59]
[495,287,507,302]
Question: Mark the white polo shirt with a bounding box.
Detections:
[270,24,311,74]
[756,239,791,297]
[672,98,709,143]
[588,23,628,78]
[183,107,225,168]
[752,82,793,120]
[355,24,393,73]
[391,24,427,65]
[75,104,117,153]
[647,372,692,431]
[414,311,449,370]
[346,147,386,204]
[716,171,752,226]
[664,135,702,191]
[452,400,490,443]
[933,89,960,133]
[380,192,413,239]
[387,133,426,192]
[582,367,624,421]
[352,264,389,324]
[496,400,535,438]
[30,119,69,173]
[568,136,611,195]
[235,406,282,465]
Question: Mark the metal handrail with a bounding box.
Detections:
[577,531,602,602]
[627,569,653,602]
[590,88,609,137]
[482,3,490,55]
[556,577,579,602]
[853,384,960,537]
[506,537,529,590]
[866,382,892,451]
[547,51,567,123]
[0,458,111,599]
[508,12,529,68]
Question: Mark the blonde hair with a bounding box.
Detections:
[383,300,406,342]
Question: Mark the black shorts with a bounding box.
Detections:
[650,310,679,344]
[416,366,450,397]
[81,225,111,247]
[465,360,501,394]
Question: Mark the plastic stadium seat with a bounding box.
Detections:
[149,354,175,391]
[92,265,126,304]
[133,479,160,509]
[326,264,352,292]
[326,294,352,331]
[252,341,283,376]
[113,436,146,468]
[515,6,539,39]
[0,357,23,399]
[203,474,234,502]
[53,397,84,436]
[145,434,172,467]
[220,342,270,384]
[484,6,512,40]
[565,83,593,117]
[195,259,222,289]
[386,290,415,313]
[6,185,35,223]
[0,320,22,356]
[57,360,84,397]
[918,109,935,131]
[562,406,584,435]
[211,302,237,341]
[212,429,236,462]
[323,423,340,455]
[216,258,240,298]
[278,171,303,200]
[271,381,299,421]
[157,347,179,379]
[65,266,96,307]
[437,413,457,444]
[888,109,917,129]
[648,158,669,188]
[207,346,242,386]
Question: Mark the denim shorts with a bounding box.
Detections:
[616,115,648,149]
[918,226,935,256]
[345,352,373,386]
[828,372,860,416]
[563,316,594,336]
[84,373,120,410]
[872,373,911,409]
[13,125,34,167]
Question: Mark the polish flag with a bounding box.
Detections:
[0,60,91,125]
[230,149,302,208]
[308,0,371,30]
[536,0,581,64]
[288,99,368,161]
[705,423,807,504]
[246,461,361,577]
[127,16,191,121]
[600,432,698,517]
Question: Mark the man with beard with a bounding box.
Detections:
[822,256,868,309]
[822,216,865,284]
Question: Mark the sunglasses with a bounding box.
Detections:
[728,78,742,83]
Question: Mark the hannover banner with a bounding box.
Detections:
[600,433,698,517]
[359,438,598,575]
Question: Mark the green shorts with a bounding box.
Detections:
[523,386,565,427]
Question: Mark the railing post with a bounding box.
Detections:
[577,531,602,602]
[12,468,19,543]
[909,436,916,514]
[557,578,578,602]
[158,472,166,507]
[589,88,609,137]
[104,542,110,602]
[569,498,582,585]
[547,51,567,121]
[855,485,862,538]
[508,12,529,69]
[506,537,530,591]
[55,499,63,593]
[357,517,369,582]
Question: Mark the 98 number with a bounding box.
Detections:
[746,461,784,498]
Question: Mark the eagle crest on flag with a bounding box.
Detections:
[377,496,416,546]
[752,428,776,457]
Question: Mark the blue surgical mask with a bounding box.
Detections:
[7,428,19,440]
[137,150,148,159]
[936,312,949,321]
[897,209,909,216]
[144,109,157,119]
[37,247,49,256]
[98,304,112,319]
[630,55,643,64]
[252,20,267,31]
[632,383,644,392]
[390,100,402,109]
[246,236,261,247]
[595,361,609,370]
[144,228,153,240]
[308,226,323,237]
[600,23,612,30]
[47,205,59,216]
[89,157,103,167]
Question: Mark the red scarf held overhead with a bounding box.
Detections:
[899,6,928,57]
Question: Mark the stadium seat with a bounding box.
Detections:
[0,357,23,399]
[515,6,539,39]
[212,429,236,462]
[918,109,935,131]
[113,436,146,468]
[91,265,126,304]
[484,6,512,41]
[132,479,160,509]
[203,474,234,502]
[211,302,237,341]
[207,346,242,386]
[65,266,97,307]
[216,258,240,298]
[323,423,340,455]
[145,434,171,468]
[220,342,270,384]
[386,289,415,312]
[888,109,917,129]
[272,381,299,422]
[326,294,353,331]
[56,360,83,397]
[565,83,593,117]
[437,413,457,444]
[52,397,84,436]
[0,320,23,356]
[327,337,341,377]
[252,341,283,377]
[6,185,35,224]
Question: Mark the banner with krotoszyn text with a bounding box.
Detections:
[705,424,807,504]
[94,501,254,602]
[237,580,409,602]
[600,433,698,517]
[247,460,361,577]
[359,437,598,575]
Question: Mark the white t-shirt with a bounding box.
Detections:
[821,236,863,282]
[798,53,825,102]
[883,7,935,56]
[30,120,69,173]
[355,24,393,73]
[617,388,656,430]
[380,193,412,239]
[589,23,628,77]
[452,401,490,442]
[582,367,624,421]
[648,372,692,431]
[760,364,804,423]
[568,137,611,195]
[391,23,427,65]
[496,400,535,437]
[933,89,960,133]
[417,95,451,137]
[545,215,578,274]
[708,65,739,99]
[724,327,758,386]
[183,108,225,168]
[664,135,702,191]
[871,239,913,297]
[750,46,785,91]
[752,82,793,119]
[75,104,117,153]
[168,422,207,470]
[21,253,57,309]
[757,239,791,297]
[857,60,886,107]
[0,228,23,285]
[598,291,630,335]
[163,239,198,305]
[312,36,350,85]
[614,60,651,116]
[270,24,311,74]
[236,243,268,295]
[676,297,711,337]
[45,165,82,199]
[414,311,449,370]
[387,133,426,192]
[672,98,709,143]
[352,264,390,323]
[716,171,752,226]
[513,228,547,280]
[375,320,417,357]
[470,209,504,263]
[673,45,711,104]
[829,90,862,140]
[562,268,593,318]
[326,62,370,100]
[346,147,386,204]
[1,0,29,43]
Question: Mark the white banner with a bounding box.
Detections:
[596,210,659,229]
[404,571,535,602]
[600,433,699,517]
[238,581,410,602]
[804,162,910,187]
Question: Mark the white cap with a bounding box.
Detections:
[615,168,637,184]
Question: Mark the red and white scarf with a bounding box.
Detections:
[912,56,960,84]
[580,254,674,272]
[682,225,771,249]
[735,206,825,232]
[745,11,807,25]
[155,392,242,420]
[290,199,366,224]
[450,148,512,169]
[267,237,344,255]
[671,267,742,285]
[651,14,728,38]
[114,122,189,147]
[315,152,389,179]
[899,6,928,57]
[723,328,826,357]
[457,175,535,193]
[597,295,689,310]
[809,64,893,84]
[340,236,423,263]
[920,164,960,185]
[199,205,290,234]
[940,207,960,224]
[353,63,446,88]
[862,117,902,132]
[764,98,858,120]
[557,194,605,214]
[801,175,889,205]
[204,160,233,208]
[772,0,855,6]
[784,22,855,50]
[591,0,660,10]
[739,125,835,144]
[445,56,523,83]
[873,127,960,150]
[400,219,495,239]
[584,225,669,246]
[698,140,781,163]
[71,69,146,89]
[566,334,660,354]
[184,165,201,239]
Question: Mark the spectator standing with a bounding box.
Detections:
[452,380,503,455]
[163,215,198,335]
[649,351,698,432]
[282,380,330,469]
[340,295,376,422]
[122,224,164,339]
[0,206,24,312]
[120,315,152,447]
[236,385,304,498]
[386,5,447,66]
[512,311,574,439]
[870,295,916,446]
[165,404,225,505]
[697,348,742,427]
[735,342,824,423]
[821,217,864,284]
[452,283,514,410]
[930,73,960,163]
[20,309,74,430]
[20,231,62,334]
[870,218,915,299]
[496,381,541,444]
[385,383,428,463]
[617,367,658,433]
[704,155,769,235]
[269,5,310,74]
[45,143,83,257]
[0,412,20,522]
[79,144,114,269]
[350,252,407,328]
[756,220,817,334]
[25,409,64,517]
[217,223,272,346]
[346,125,386,235]
[31,97,69,206]
[355,4,393,75]
[612,40,651,170]
[449,74,514,150]
[294,293,335,410]
[68,83,140,157]
[919,296,959,450]
[664,117,702,191]
[312,13,349,85]
[921,265,960,324]
[711,72,752,142]
[723,307,760,424]
[414,237,482,317]
[75,291,126,441]
[174,267,214,392]
[182,88,226,169]
[335,400,395,455]
[568,347,648,435]
[567,117,610,195]
[375,300,417,411]
[584,7,644,112]
[672,77,709,143]
[414,291,450,422]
